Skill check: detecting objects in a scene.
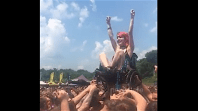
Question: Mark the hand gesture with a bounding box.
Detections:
[54,90,69,101]
[130,9,135,18]
[106,16,111,25]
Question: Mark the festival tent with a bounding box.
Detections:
[72,75,90,82]
[40,81,48,85]
[70,75,90,85]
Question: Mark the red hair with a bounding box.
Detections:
[117,32,129,46]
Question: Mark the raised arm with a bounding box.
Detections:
[127,9,135,58]
[125,89,147,111]
[72,80,96,105]
[55,90,70,111]
[72,85,90,105]
[106,16,117,52]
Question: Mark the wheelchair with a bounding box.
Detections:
[94,53,142,99]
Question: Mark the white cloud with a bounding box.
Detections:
[64,36,70,43]
[150,21,157,33]
[91,40,157,62]
[77,59,90,70]
[82,40,87,46]
[71,40,87,52]
[153,7,157,13]
[71,2,80,11]
[50,2,75,19]
[144,23,148,27]
[40,16,47,27]
[40,65,54,70]
[135,46,157,60]
[111,16,123,22]
[40,65,62,70]
[91,40,114,60]
[41,1,90,28]
[40,17,70,59]
[77,65,84,70]
[90,0,97,11]
[78,6,89,27]
[91,41,103,59]
[40,0,53,12]
[76,59,100,72]
[57,65,62,69]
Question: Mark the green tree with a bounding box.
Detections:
[136,58,154,79]
[145,50,157,64]
[40,68,95,82]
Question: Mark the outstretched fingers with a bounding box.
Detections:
[130,9,135,17]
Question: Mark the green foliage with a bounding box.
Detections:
[142,73,157,85]
[145,50,157,64]
[136,58,154,78]
[40,68,95,82]
[136,49,157,80]
[40,49,157,84]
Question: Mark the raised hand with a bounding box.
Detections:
[130,9,135,18]
[106,16,111,25]
[54,90,69,101]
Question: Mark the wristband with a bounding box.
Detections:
[107,27,111,29]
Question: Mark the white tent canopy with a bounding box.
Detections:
[40,81,48,85]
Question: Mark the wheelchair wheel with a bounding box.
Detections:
[129,71,139,90]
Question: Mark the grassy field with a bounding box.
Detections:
[142,74,157,86]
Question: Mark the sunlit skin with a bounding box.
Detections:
[117,36,126,47]
[100,9,135,71]
[154,65,157,73]
[40,79,157,111]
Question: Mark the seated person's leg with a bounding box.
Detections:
[99,52,110,68]
[112,50,125,70]
[99,50,126,71]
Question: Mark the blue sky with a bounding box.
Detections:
[40,0,157,72]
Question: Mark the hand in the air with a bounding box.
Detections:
[130,9,135,18]
[54,90,69,102]
[106,16,111,25]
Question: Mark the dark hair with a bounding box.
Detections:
[145,101,157,111]
[40,97,47,110]
[105,98,137,111]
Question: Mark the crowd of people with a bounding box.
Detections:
[40,79,157,111]
[40,9,158,111]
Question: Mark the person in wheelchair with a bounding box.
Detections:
[100,9,135,72]
[95,9,139,91]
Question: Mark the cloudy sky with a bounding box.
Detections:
[40,0,157,72]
